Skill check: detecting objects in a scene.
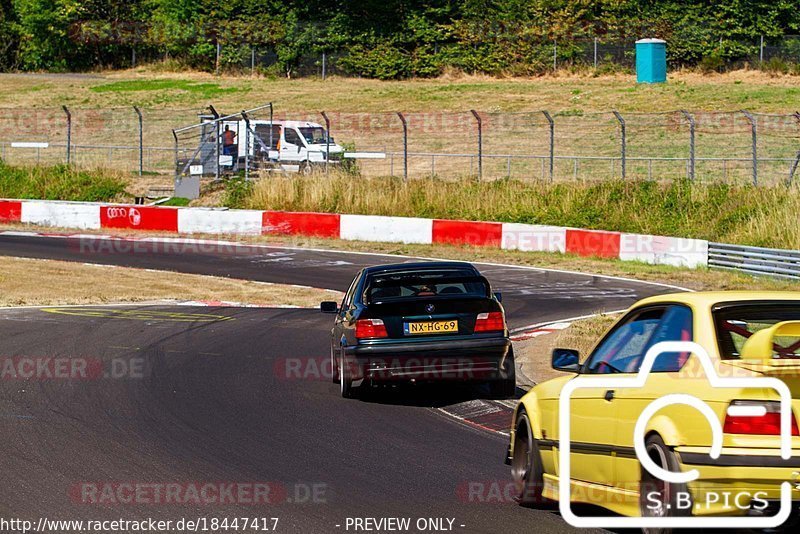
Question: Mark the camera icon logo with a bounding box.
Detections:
[558,340,794,529]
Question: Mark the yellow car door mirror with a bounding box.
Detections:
[552,348,580,372]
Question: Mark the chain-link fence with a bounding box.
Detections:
[2,105,798,186]
[0,106,203,175]
[315,109,799,185]
[119,35,800,76]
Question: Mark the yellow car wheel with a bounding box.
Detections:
[639,434,690,534]
[511,412,544,506]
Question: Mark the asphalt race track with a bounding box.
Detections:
[0,233,682,330]
[0,233,683,533]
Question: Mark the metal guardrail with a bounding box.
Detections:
[708,242,800,279]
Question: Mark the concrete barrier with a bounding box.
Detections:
[0,198,710,268]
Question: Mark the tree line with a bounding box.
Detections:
[1,0,798,78]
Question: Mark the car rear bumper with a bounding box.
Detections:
[342,337,511,382]
[673,447,800,515]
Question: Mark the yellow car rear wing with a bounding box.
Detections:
[740,320,800,361]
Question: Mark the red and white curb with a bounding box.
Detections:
[437,399,518,437]
[509,322,571,341]
[438,322,579,437]
[0,199,709,268]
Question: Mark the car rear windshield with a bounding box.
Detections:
[364,271,489,303]
[713,301,800,359]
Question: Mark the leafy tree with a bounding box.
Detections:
[0,0,19,69]
[3,0,800,75]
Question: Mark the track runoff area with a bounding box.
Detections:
[0,225,683,533]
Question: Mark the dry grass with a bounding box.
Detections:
[239,174,800,249]
[0,256,342,307]
[1,69,799,113]
[121,175,177,198]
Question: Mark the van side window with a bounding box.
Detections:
[254,125,280,149]
[284,128,303,146]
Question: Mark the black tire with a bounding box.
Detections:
[339,358,357,399]
[330,346,338,384]
[299,161,313,176]
[490,348,516,398]
[639,434,691,534]
[511,412,545,506]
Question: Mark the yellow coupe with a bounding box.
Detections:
[507,291,800,526]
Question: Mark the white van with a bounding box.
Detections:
[210,118,345,174]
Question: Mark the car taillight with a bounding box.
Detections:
[355,318,388,339]
[723,400,799,436]
[475,312,505,332]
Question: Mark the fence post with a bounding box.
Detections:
[612,110,626,180]
[788,112,800,185]
[470,110,482,180]
[208,105,220,181]
[759,35,764,64]
[172,129,179,182]
[62,105,71,165]
[320,110,331,174]
[133,106,143,176]
[322,51,327,80]
[251,48,256,76]
[397,112,408,182]
[215,41,221,75]
[789,150,800,186]
[269,102,274,150]
[542,111,555,182]
[742,110,758,186]
[680,110,695,181]
[593,38,598,69]
[241,110,250,181]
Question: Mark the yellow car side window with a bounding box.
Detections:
[585,305,693,374]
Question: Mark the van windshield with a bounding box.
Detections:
[299,127,329,144]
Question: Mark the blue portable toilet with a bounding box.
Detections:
[636,38,667,83]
